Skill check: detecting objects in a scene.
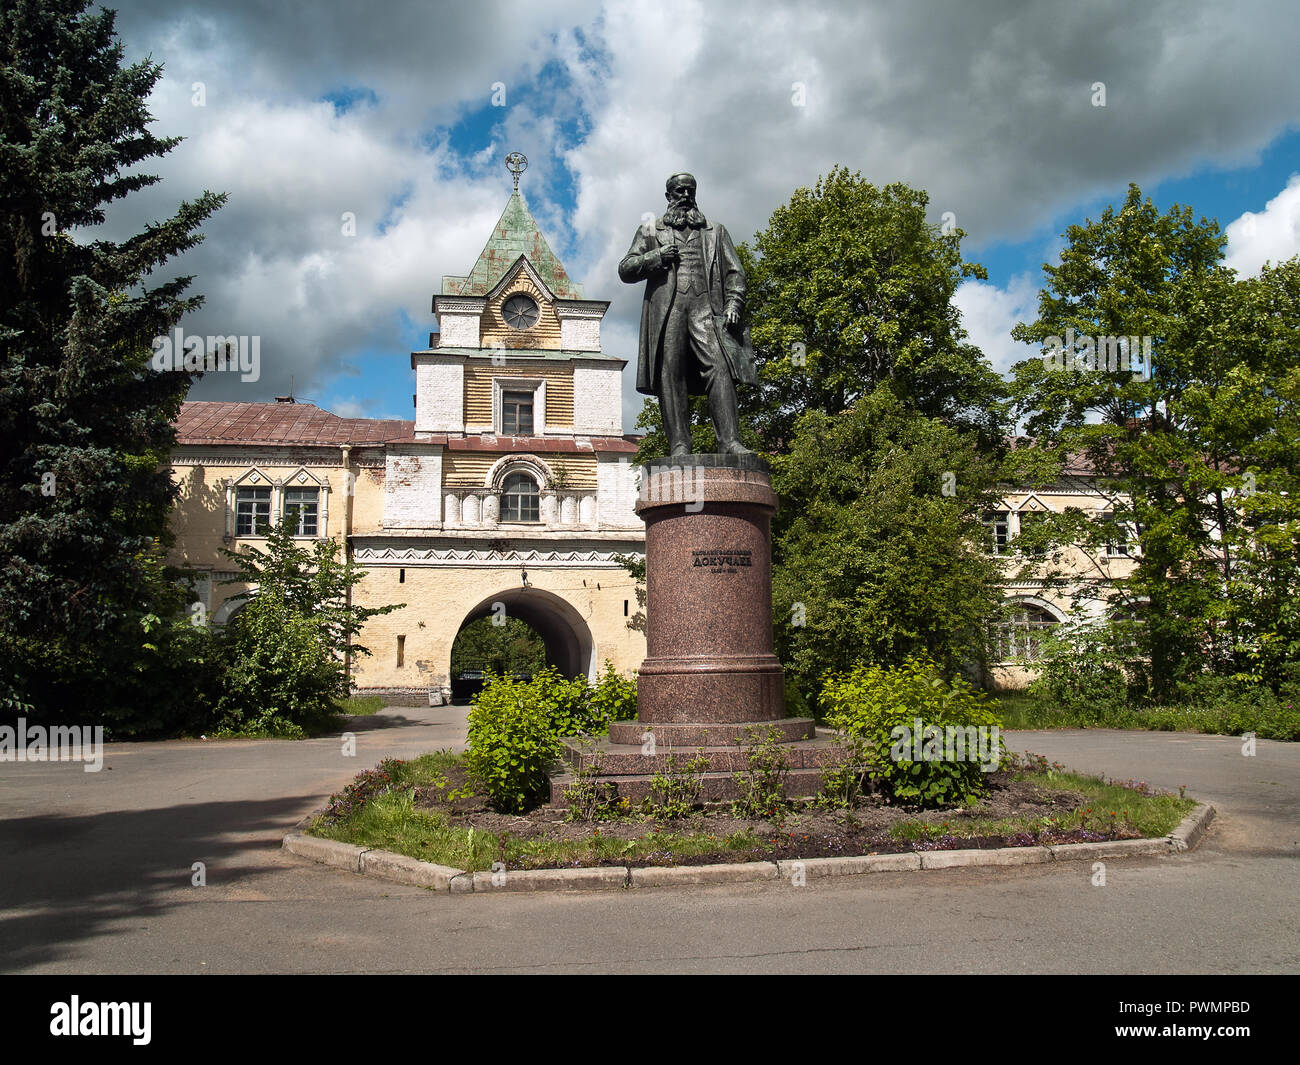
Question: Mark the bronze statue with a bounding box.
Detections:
[619,173,757,458]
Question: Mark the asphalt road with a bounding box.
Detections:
[1,708,1296,974]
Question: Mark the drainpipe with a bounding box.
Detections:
[341,445,354,686]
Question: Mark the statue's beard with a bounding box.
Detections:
[663,203,707,229]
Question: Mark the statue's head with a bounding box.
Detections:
[665,173,697,208]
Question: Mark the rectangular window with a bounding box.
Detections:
[396,635,405,668]
[983,511,1011,555]
[282,486,319,536]
[1100,511,1132,557]
[502,390,534,435]
[235,487,272,536]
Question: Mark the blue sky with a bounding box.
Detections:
[107,0,1300,431]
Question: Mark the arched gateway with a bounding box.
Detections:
[454,587,596,681]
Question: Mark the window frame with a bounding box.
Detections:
[282,485,320,537]
[499,471,541,523]
[983,509,1011,555]
[502,390,536,436]
[234,486,273,537]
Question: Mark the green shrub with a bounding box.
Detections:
[465,669,564,813]
[213,593,343,737]
[644,751,711,818]
[589,661,638,727]
[1027,622,1130,720]
[524,667,594,738]
[731,726,790,820]
[819,656,1004,808]
[816,732,871,809]
[466,663,639,813]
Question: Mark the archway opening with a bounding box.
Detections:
[449,587,596,702]
[449,615,547,701]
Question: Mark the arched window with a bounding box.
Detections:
[500,472,540,522]
[991,603,1059,662]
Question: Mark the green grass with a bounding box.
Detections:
[989,689,1040,730]
[335,694,385,716]
[989,689,1299,741]
[888,770,1194,842]
[312,783,768,871]
[308,751,1197,871]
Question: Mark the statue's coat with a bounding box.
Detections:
[618,218,758,397]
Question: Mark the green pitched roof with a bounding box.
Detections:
[449,191,585,299]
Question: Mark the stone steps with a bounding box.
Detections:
[607,718,816,746]
[560,734,845,775]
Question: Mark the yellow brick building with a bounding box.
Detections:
[167,182,647,703]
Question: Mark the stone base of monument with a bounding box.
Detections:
[549,731,844,804]
[548,454,835,806]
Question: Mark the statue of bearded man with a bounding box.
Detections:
[618,172,758,458]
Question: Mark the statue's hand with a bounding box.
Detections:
[658,243,679,267]
[725,304,741,327]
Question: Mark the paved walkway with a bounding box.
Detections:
[1,708,1295,973]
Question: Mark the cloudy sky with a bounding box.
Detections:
[104,0,1300,430]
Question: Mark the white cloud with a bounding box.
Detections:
[1224,173,1300,276]
[952,274,1041,377]
[85,0,1300,424]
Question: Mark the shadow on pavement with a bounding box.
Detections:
[0,794,320,972]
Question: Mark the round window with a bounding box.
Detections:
[502,293,540,331]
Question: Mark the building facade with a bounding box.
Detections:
[165,177,1139,698]
[167,184,647,703]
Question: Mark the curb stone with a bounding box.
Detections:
[919,846,1052,869]
[281,802,1216,894]
[630,861,779,887]
[1167,802,1215,852]
[777,853,921,879]
[472,866,630,892]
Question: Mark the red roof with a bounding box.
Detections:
[176,402,414,446]
[175,401,638,453]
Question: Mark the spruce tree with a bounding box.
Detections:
[0,0,225,725]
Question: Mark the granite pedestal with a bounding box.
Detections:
[551,454,834,804]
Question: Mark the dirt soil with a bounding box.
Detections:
[413,764,1145,869]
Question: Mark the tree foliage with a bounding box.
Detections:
[220,518,403,671]
[450,616,547,677]
[740,167,1003,452]
[772,386,1006,703]
[0,0,225,722]
[1009,184,1300,695]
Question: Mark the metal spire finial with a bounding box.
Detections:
[505,152,528,191]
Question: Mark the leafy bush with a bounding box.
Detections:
[466,664,639,813]
[644,751,711,818]
[213,593,344,737]
[524,667,594,738]
[816,732,871,809]
[464,669,564,813]
[731,726,791,819]
[820,656,1004,808]
[1027,622,1130,720]
[589,661,638,727]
